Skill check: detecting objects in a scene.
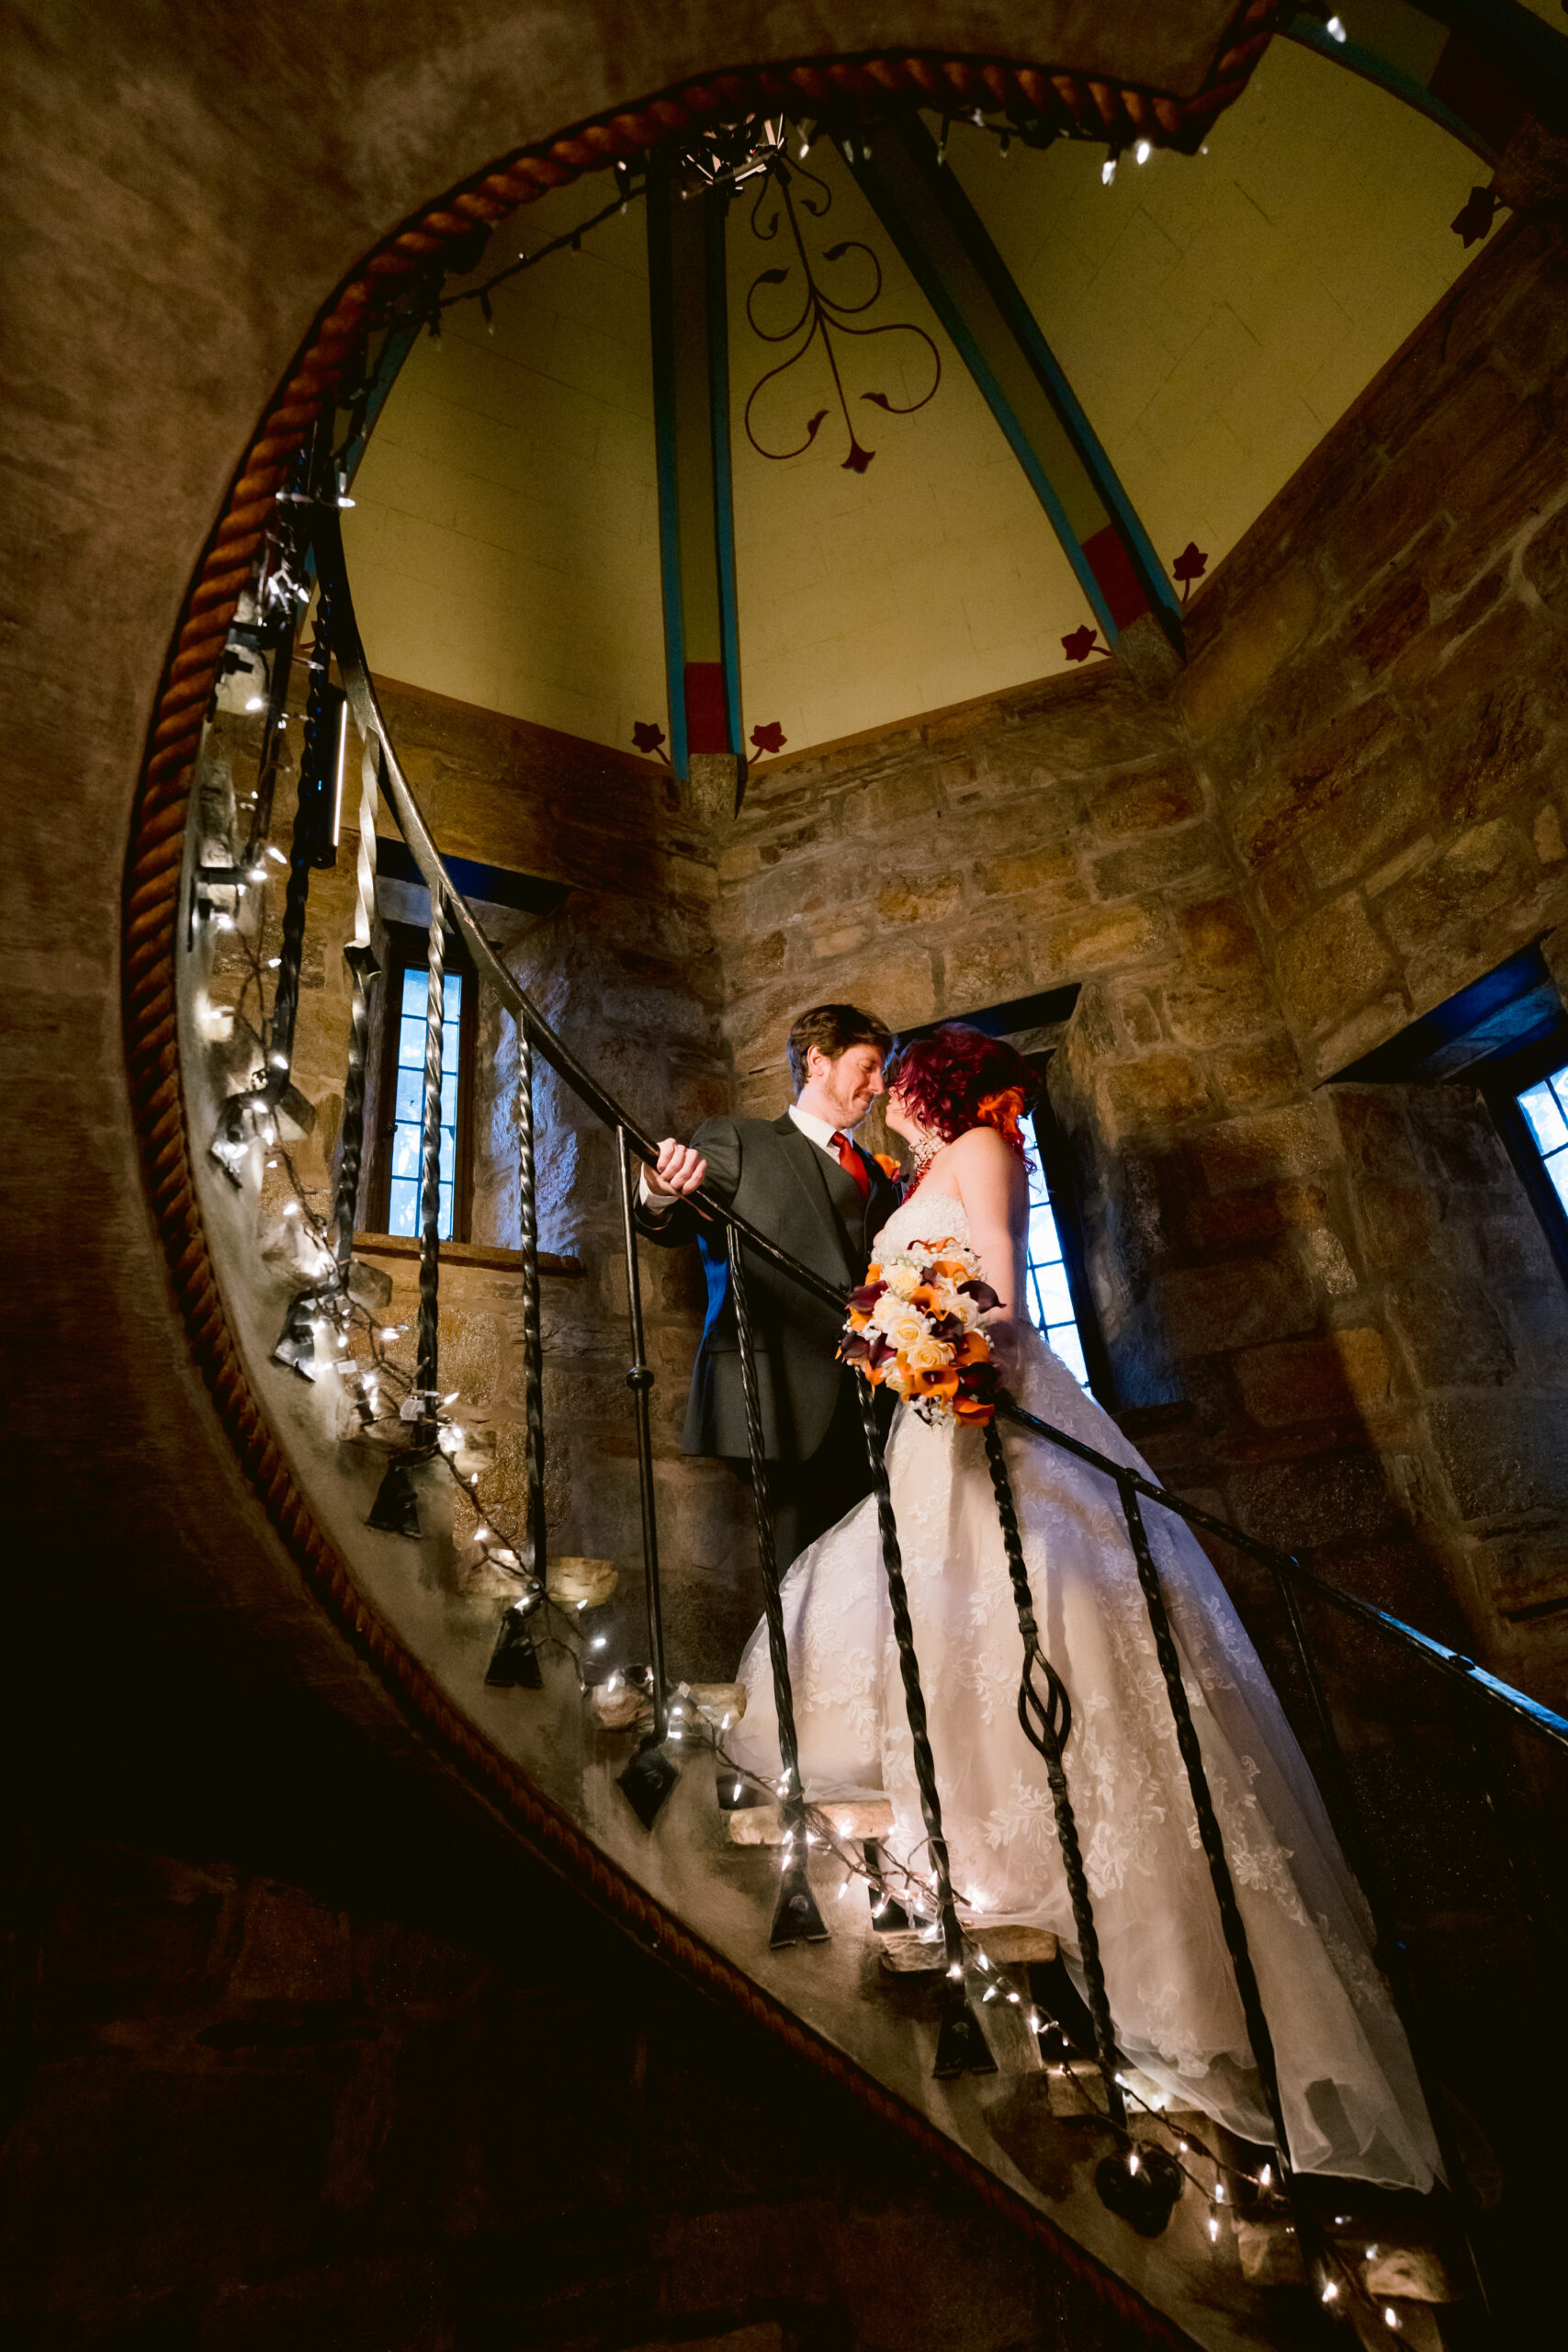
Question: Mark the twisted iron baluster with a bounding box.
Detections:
[725,1227,827,1948]
[414,903,446,1430]
[983,1420,1125,2131]
[1118,1479,1292,2156]
[517,1021,546,1582]
[615,1130,677,1828]
[856,1379,994,2076]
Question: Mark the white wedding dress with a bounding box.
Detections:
[730,1187,1441,2191]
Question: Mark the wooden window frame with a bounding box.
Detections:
[366,920,479,1243]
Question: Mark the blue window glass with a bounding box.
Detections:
[1022,1112,1089,1389]
[390,965,464,1240]
[1517,1061,1568,1216]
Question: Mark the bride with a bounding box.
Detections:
[728,1023,1440,2193]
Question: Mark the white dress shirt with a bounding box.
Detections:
[639,1102,852,1214]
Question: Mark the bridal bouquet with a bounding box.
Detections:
[839,1238,1002,1426]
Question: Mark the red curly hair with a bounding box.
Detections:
[886,1023,1040,1155]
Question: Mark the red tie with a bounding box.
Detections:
[830,1130,871,1202]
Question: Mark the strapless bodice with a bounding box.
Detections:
[872,1188,970,1261]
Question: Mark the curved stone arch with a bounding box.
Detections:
[121,33,1339,2338]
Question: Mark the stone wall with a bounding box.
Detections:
[706,220,1568,1720]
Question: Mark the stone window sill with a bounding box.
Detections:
[353,1231,584,1278]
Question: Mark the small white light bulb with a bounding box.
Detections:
[1101,155,1117,186]
[244,694,265,713]
[1383,2309,1400,2332]
[1326,16,1348,41]
[1134,140,1151,164]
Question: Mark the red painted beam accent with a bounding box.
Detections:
[1082,524,1152,631]
[683,662,728,754]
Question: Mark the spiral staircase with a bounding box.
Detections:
[13,6,1568,2348]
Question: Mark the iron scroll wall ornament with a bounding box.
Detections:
[742,143,940,474]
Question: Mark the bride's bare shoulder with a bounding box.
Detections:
[943,1125,1019,1170]
[937,1124,1026,1208]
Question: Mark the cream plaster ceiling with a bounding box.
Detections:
[343,34,1484,761]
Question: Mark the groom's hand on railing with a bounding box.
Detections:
[640,1137,709,1213]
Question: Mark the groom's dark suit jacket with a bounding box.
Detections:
[636,1112,900,1464]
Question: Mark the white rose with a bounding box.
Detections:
[886,1261,920,1301]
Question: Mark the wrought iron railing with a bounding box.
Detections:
[194,492,1567,2332]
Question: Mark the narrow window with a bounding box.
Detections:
[1021,1097,1116,1407]
[1517,1061,1568,1216]
[368,924,477,1240]
[1023,1119,1089,1385]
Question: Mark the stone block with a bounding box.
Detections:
[1194,1102,1330,1193]
[1380,821,1536,959]
[1034,900,1169,979]
[1164,978,1277,1049]
[942,927,1032,1013]
[1235,1332,1390,1427]
[1275,893,1396,1037]
[848,767,941,833]
[1089,827,1224,899]
[1115,986,1164,1047]
[1389,1275,1516,1389]
[1089,766,1202,839]
[1343,571,1431,676]
[1226,1450,1400,1548]
[1182,1180,1329,1250]
[1177,566,1319,740]
[1427,1395,1568,1520]
[875,870,964,927]
[1230,695,1404,872]
[1420,597,1539,717]
[1174,897,1262,975]
[1211,1037,1302,1109]
[1103,1054,1212,1135]
[1159,1251,1317,1358]
[970,841,1084,903]
[1522,499,1568,613]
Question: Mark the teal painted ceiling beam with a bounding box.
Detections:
[648,164,743,783]
[851,116,1184,675]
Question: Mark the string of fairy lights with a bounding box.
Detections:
[196,688,1416,2335]
[190,97,1437,2316]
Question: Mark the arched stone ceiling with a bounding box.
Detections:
[343,34,1484,759]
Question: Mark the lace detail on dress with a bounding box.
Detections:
[727,1193,1440,2192]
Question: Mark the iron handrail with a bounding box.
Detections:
[315,506,1568,1766]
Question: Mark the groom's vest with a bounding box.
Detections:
[636,1111,898,1462]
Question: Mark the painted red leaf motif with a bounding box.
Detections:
[631,720,667,757]
[750,720,786,755]
[1061,624,1102,663]
[1172,540,1208,583]
[1451,187,1499,247]
[841,437,874,473]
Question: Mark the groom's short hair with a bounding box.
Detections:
[786,1003,892,1094]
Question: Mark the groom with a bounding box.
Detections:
[637,1001,900,1574]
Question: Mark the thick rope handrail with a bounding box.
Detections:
[313,506,1568,1764]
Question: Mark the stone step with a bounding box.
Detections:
[879,1923,1059,1973]
[725,1798,895,1847]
